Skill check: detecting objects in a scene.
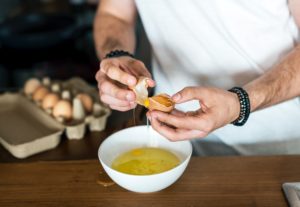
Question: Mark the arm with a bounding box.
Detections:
[245,0,300,111]
[93,0,137,59]
[245,45,300,112]
[94,0,154,111]
[148,46,300,140]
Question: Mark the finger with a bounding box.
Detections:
[149,110,213,132]
[95,69,101,81]
[150,109,185,120]
[136,69,156,87]
[149,111,197,130]
[175,128,207,139]
[185,110,199,116]
[99,79,136,101]
[124,61,156,87]
[172,87,205,104]
[109,104,136,112]
[96,70,107,86]
[146,79,156,87]
[136,69,155,87]
[101,63,136,86]
[170,109,186,117]
[100,94,133,107]
[150,116,206,141]
[127,60,151,77]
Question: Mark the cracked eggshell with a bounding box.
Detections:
[148,93,175,112]
[129,76,149,106]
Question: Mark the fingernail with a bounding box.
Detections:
[126,93,134,101]
[147,79,156,87]
[172,93,181,102]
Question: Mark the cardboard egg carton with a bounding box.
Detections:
[0,77,111,159]
[0,93,64,158]
[26,77,111,139]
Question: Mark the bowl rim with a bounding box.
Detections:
[98,125,193,177]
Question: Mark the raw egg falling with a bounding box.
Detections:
[110,77,180,176]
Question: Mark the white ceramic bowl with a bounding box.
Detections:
[98,126,192,193]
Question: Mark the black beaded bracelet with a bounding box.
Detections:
[228,87,251,126]
[104,50,134,59]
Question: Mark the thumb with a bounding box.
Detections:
[172,87,203,104]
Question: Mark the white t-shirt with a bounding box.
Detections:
[135,0,300,155]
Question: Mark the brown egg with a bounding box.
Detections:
[32,86,49,103]
[24,78,41,96]
[52,100,72,122]
[147,94,175,112]
[76,93,93,113]
[42,93,60,110]
[129,76,149,106]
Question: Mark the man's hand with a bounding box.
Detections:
[147,87,240,141]
[94,0,155,112]
[96,56,155,111]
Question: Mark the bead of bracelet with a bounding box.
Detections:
[104,50,134,59]
[228,87,251,126]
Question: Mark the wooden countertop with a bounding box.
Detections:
[1,155,300,207]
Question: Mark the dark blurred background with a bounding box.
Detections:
[0,0,151,91]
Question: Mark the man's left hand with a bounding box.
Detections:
[147,86,241,141]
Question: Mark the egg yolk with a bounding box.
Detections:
[144,98,150,108]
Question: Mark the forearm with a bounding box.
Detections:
[244,44,300,112]
[93,6,136,59]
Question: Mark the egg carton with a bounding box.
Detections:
[0,93,64,158]
[0,78,111,158]
[23,77,111,140]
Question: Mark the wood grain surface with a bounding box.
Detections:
[1,155,300,207]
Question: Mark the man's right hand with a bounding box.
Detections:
[96,56,155,111]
